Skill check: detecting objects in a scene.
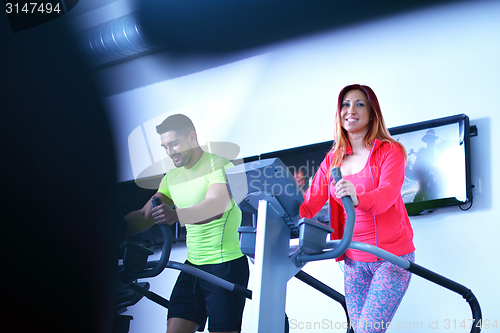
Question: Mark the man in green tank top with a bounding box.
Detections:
[125,114,248,333]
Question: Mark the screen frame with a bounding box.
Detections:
[389,113,473,215]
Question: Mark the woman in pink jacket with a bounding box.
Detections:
[300,84,415,333]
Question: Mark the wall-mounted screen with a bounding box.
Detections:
[390,113,473,215]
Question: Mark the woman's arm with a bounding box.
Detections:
[299,153,332,218]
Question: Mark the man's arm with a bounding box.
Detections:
[152,183,232,226]
[125,192,173,235]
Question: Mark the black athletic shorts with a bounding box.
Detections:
[167,255,250,332]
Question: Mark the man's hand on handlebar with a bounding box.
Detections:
[152,203,179,226]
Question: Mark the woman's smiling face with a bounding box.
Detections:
[340,89,372,136]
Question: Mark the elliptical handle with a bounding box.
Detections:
[325,167,356,259]
[124,197,173,281]
[148,198,173,276]
[296,167,357,264]
[296,167,357,263]
[331,166,343,183]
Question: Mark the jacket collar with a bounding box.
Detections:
[372,138,382,151]
[345,140,353,156]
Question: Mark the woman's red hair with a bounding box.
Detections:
[329,84,406,171]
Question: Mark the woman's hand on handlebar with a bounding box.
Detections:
[335,178,359,207]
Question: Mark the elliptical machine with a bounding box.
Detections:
[225,158,482,333]
[113,198,252,333]
[112,175,354,333]
[113,157,481,333]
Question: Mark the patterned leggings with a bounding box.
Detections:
[344,252,415,333]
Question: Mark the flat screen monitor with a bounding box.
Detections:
[390,113,473,215]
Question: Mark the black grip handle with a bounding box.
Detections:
[152,197,162,207]
[233,283,253,300]
[326,167,355,258]
[331,166,343,183]
[123,196,173,281]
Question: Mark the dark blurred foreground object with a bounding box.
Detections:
[136,0,458,54]
[1,10,121,333]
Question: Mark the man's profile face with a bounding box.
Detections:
[160,130,195,168]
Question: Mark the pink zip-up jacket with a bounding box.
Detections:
[299,139,415,261]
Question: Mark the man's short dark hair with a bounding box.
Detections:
[156,114,196,137]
